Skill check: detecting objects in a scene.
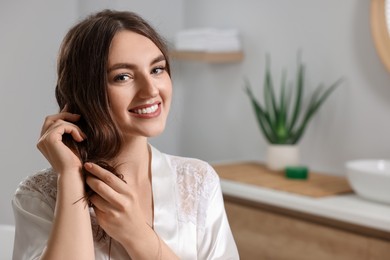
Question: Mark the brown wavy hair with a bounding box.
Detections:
[55,10,171,199]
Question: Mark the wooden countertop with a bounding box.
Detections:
[212,161,390,240]
[213,162,353,198]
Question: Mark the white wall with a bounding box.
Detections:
[0,0,183,225]
[176,0,390,176]
[2,0,390,225]
[0,0,79,224]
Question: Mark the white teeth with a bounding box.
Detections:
[134,104,158,114]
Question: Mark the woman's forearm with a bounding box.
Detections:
[121,224,179,260]
[40,171,95,260]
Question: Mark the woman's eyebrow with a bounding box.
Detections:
[107,63,135,73]
[151,54,166,65]
[107,54,166,73]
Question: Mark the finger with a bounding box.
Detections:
[41,118,86,142]
[86,174,120,206]
[41,122,86,144]
[88,193,110,213]
[61,104,69,113]
[45,112,81,125]
[40,112,81,137]
[84,162,127,192]
[49,119,86,136]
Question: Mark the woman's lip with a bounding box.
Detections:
[129,101,161,111]
[129,102,161,119]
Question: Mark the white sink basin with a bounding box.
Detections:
[345,159,390,204]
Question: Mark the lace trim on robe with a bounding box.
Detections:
[15,154,220,238]
[169,156,219,229]
[16,168,58,211]
[15,168,109,243]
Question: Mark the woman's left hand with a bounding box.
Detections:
[84,162,148,244]
[85,162,180,259]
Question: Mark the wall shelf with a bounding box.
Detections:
[170,50,244,63]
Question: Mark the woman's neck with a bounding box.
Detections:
[112,137,151,184]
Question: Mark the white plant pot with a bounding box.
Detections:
[266,144,300,171]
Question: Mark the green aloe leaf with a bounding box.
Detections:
[291,78,343,143]
[288,60,304,132]
[244,79,276,143]
[244,52,342,145]
[264,55,278,129]
[276,69,288,142]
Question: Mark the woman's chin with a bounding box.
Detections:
[124,126,166,139]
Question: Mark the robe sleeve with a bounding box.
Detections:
[197,165,240,260]
[12,192,54,260]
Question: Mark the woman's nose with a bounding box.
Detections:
[137,74,158,98]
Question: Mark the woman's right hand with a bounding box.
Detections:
[36,109,95,260]
[37,109,86,174]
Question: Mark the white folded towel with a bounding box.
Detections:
[174,28,241,52]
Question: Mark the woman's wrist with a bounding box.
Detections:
[116,222,151,255]
[57,169,86,202]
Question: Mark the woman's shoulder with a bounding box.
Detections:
[166,154,219,181]
[14,168,58,204]
[163,154,222,227]
[164,153,220,196]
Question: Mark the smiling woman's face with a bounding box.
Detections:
[106,30,172,139]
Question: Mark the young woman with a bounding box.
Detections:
[12,9,239,260]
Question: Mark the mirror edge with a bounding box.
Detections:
[371,0,390,72]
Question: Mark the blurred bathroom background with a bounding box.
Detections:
[1,0,390,226]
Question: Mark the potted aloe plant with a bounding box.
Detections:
[245,54,342,170]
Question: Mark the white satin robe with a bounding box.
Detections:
[12,146,239,259]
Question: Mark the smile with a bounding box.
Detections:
[129,102,161,116]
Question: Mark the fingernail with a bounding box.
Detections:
[84,162,92,169]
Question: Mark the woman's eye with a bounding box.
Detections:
[152,66,166,75]
[114,74,131,82]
